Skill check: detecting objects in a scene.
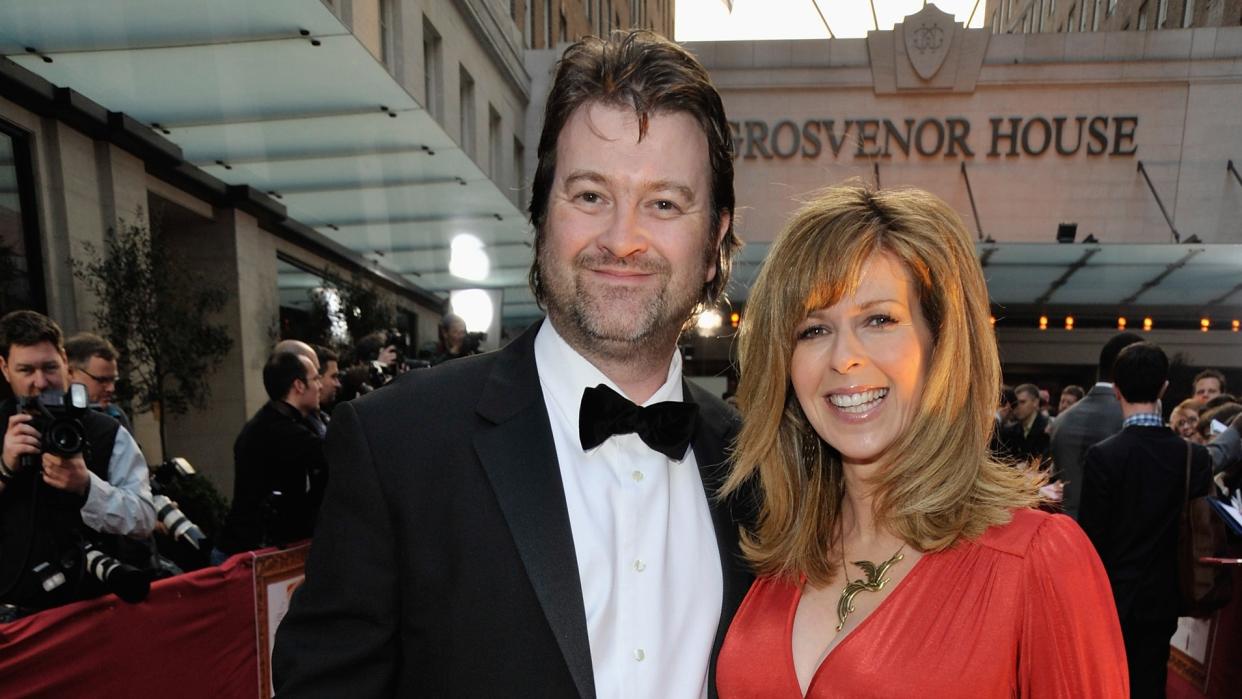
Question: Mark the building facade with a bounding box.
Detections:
[985,0,1241,34]
[644,6,1242,401]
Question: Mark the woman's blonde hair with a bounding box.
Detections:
[722,185,1041,586]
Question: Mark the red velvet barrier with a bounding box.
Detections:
[0,553,261,698]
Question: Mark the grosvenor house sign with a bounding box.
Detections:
[729,115,1140,160]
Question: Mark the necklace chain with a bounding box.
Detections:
[836,543,906,632]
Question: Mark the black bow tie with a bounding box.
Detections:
[579,384,699,461]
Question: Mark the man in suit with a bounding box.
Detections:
[998,383,1050,464]
[1079,342,1213,699]
[215,351,327,557]
[1048,332,1144,518]
[272,30,751,698]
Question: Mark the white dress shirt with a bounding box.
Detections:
[534,321,722,699]
[81,426,156,538]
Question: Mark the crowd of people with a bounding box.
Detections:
[3,27,1240,699]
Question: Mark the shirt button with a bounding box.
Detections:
[631,470,644,482]
[634,648,646,662]
[633,559,646,572]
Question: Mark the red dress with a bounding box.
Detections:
[717,509,1128,698]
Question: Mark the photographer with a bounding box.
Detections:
[65,332,131,433]
[425,313,482,366]
[0,311,155,611]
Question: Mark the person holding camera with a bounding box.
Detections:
[0,311,155,612]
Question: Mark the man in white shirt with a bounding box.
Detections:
[273,30,750,698]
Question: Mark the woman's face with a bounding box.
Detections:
[790,252,934,469]
[1173,409,1199,439]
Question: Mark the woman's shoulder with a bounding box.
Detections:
[969,508,1088,560]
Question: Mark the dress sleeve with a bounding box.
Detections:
[1017,514,1129,698]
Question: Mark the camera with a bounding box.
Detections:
[83,543,150,603]
[16,383,91,470]
[149,457,211,557]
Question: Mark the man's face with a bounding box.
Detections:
[1194,377,1222,403]
[293,356,322,415]
[319,360,341,406]
[1014,390,1039,422]
[538,102,727,359]
[0,341,67,397]
[1058,391,1079,415]
[70,355,119,406]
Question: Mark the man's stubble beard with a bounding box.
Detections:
[539,247,704,364]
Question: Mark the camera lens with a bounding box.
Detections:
[47,421,84,454]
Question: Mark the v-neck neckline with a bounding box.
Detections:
[786,552,930,697]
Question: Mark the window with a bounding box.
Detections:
[545,0,554,48]
[1107,0,1117,16]
[379,0,396,67]
[1157,0,1168,28]
[1138,1,1149,29]
[1081,1,1089,30]
[0,122,47,314]
[1049,0,1056,16]
[1094,0,1103,29]
[1068,7,1076,30]
[488,105,503,182]
[524,0,533,48]
[423,17,443,121]
[513,137,526,206]
[1182,0,1194,27]
[459,66,476,158]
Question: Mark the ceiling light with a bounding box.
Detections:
[1143,317,1153,331]
[449,234,490,281]
[1117,316,1127,330]
[450,289,494,333]
[697,309,723,334]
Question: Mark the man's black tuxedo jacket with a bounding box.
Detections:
[1078,426,1212,625]
[272,323,753,698]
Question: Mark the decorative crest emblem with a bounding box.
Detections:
[903,3,956,80]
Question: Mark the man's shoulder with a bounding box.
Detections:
[1053,394,1119,437]
[342,349,512,432]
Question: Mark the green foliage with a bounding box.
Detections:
[304,266,396,347]
[71,218,234,437]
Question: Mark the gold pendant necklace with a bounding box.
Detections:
[836,544,906,632]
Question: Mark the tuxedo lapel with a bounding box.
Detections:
[473,323,596,699]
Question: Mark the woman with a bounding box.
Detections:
[717,186,1127,697]
[1170,398,1201,443]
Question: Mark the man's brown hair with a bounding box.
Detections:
[527,29,740,309]
[65,332,118,368]
[0,310,65,359]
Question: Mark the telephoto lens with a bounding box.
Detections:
[84,545,151,603]
[154,494,207,550]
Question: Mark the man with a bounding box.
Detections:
[1049,332,1144,519]
[65,332,131,432]
[999,383,1050,464]
[273,31,750,698]
[1057,384,1084,416]
[313,344,341,417]
[0,311,154,611]
[1192,368,1226,403]
[1079,342,1213,699]
[215,351,327,557]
